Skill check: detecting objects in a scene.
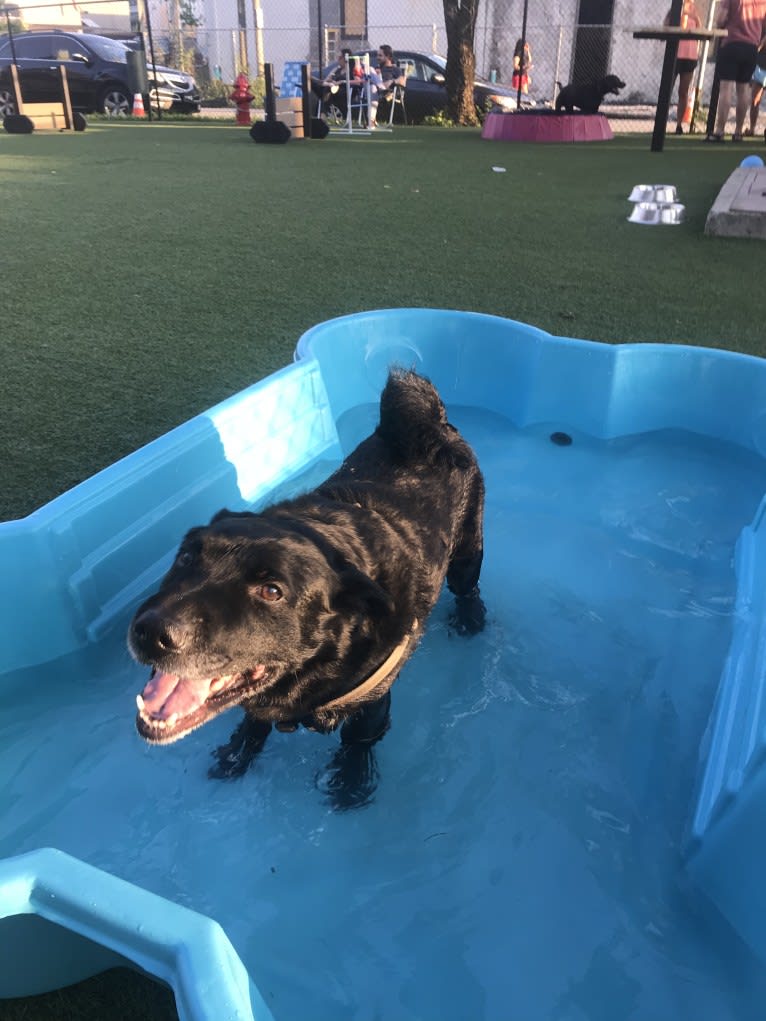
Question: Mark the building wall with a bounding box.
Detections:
[16,0,128,31]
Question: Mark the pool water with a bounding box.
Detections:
[4,406,766,1021]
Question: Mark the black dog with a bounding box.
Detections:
[128,369,485,808]
[555,74,626,114]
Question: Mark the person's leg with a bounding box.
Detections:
[734,81,750,137]
[677,69,692,131]
[714,78,734,136]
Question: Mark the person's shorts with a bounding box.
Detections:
[717,41,758,83]
[675,58,697,75]
[753,63,766,87]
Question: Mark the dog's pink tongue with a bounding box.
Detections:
[140,672,212,720]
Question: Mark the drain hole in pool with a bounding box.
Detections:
[550,431,573,446]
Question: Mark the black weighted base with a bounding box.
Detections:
[310,117,329,139]
[4,114,34,134]
[249,119,291,144]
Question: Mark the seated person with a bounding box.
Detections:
[312,48,363,111]
[369,44,406,126]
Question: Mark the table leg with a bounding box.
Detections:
[705,68,720,137]
[651,37,680,152]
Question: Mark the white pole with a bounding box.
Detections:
[697,0,719,105]
[251,0,264,78]
[553,24,564,105]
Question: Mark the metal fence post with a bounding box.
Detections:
[553,24,564,106]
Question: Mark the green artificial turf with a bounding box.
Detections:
[0,121,759,522]
[0,967,178,1020]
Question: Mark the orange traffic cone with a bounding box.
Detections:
[132,92,146,118]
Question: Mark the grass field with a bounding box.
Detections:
[1,120,761,521]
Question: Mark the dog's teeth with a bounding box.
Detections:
[136,694,145,712]
[209,677,226,694]
[167,713,179,727]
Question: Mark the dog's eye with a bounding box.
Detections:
[252,583,283,602]
[176,551,193,568]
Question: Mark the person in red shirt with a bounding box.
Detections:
[512,39,533,94]
[708,0,766,141]
[664,1,703,134]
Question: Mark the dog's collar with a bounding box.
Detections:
[273,620,419,733]
[317,618,419,714]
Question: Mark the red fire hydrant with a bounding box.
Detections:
[230,73,255,126]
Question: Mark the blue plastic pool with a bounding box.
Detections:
[3,309,766,1020]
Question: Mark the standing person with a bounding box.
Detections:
[745,39,766,134]
[368,44,405,128]
[512,38,532,94]
[708,0,766,142]
[664,1,703,133]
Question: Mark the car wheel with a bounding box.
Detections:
[0,88,17,118]
[100,85,132,117]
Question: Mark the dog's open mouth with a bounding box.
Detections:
[135,665,267,744]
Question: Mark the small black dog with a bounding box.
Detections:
[555,74,626,114]
[128,369,485,808]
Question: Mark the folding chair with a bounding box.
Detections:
[382,81,407,125]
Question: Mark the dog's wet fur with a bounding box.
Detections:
[128,369,485,809]
[555,74,626,114]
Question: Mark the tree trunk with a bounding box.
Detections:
[443,0,480,125]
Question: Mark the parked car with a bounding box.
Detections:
[318,50,519,123]
[0,31,199,117]
[122,38,201,114]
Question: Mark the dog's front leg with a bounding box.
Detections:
[339,689,392,745]
[317,691,391,810]
[209,712,272,779]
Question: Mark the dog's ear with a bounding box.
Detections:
[333,564,396,619]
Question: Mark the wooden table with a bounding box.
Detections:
[633,25,726,151]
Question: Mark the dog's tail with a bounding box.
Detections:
[378,368,465,465]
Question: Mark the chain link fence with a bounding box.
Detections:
[2,0,726,129]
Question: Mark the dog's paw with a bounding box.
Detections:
[208,716,271,780]
[449,589,486,636]
[316,744,380,811]
[208,747,253,780]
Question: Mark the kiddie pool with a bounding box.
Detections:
[4,309,766,1020]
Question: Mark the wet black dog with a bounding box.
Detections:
[555,74,626,114]
[128,369,485,808]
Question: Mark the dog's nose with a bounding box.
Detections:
[131,609,187,655]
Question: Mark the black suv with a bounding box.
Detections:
[0,32,200,116]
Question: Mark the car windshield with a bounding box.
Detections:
[83,35,128,63]
[423,52,496,87]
